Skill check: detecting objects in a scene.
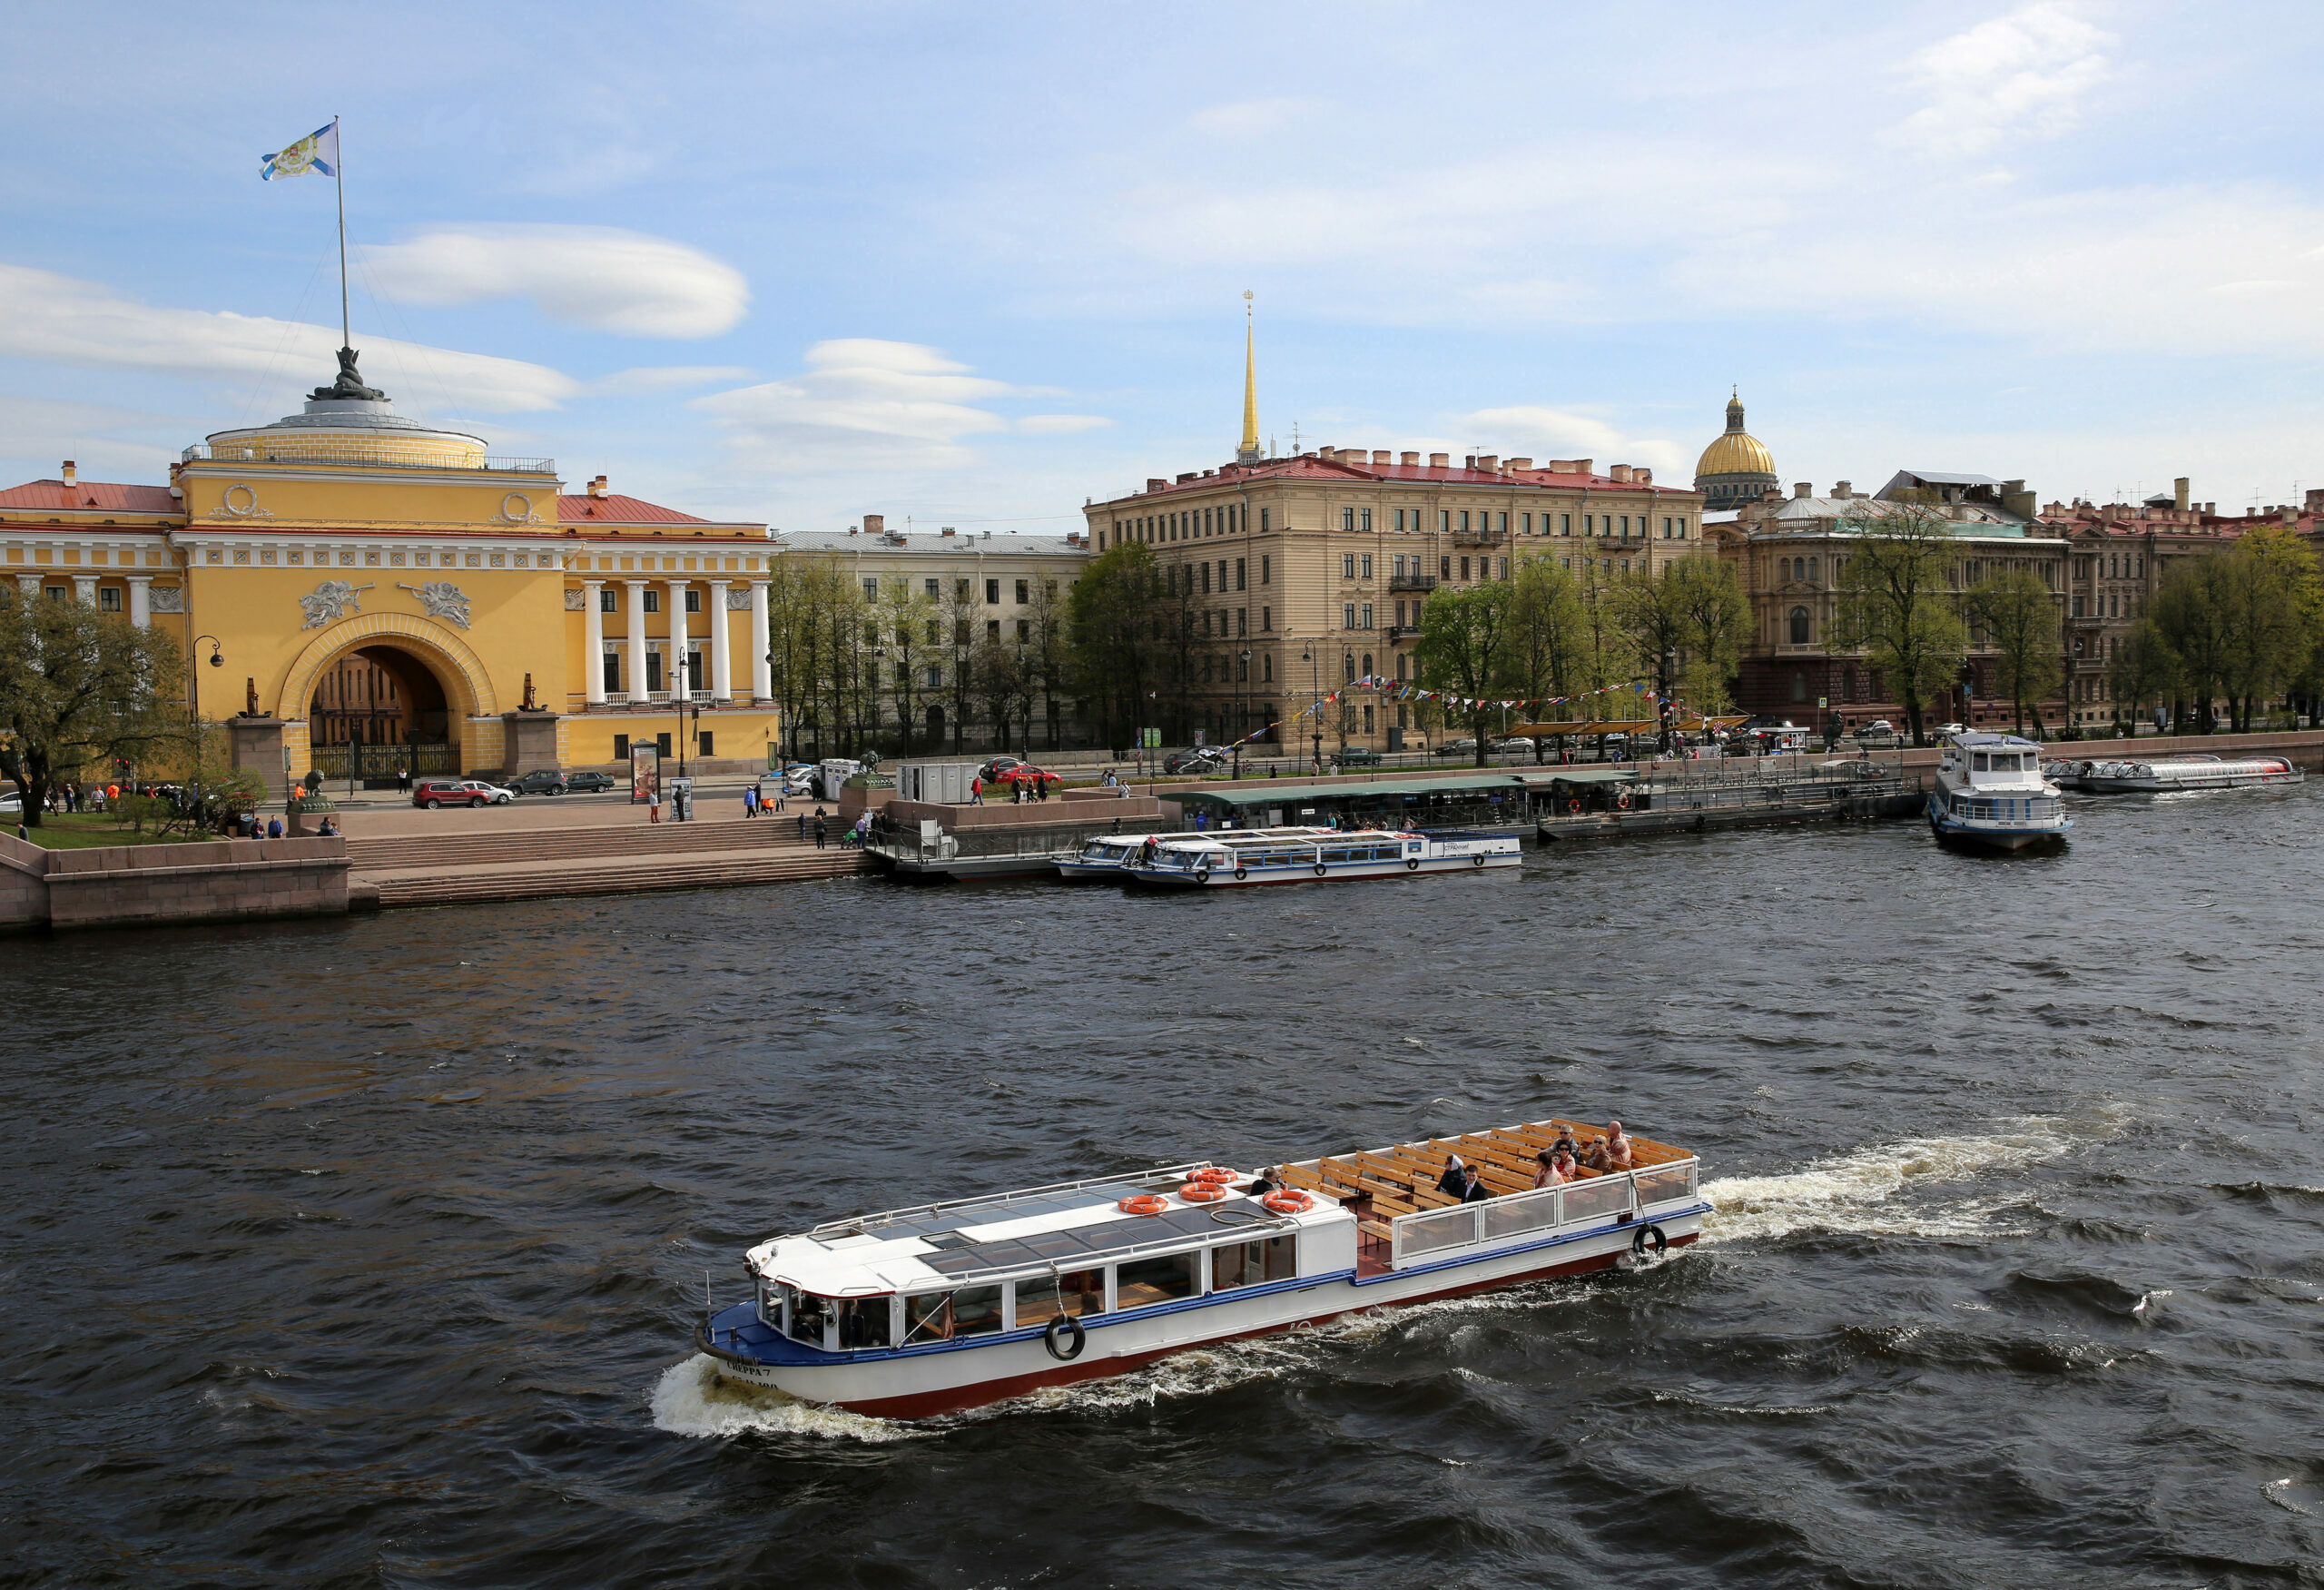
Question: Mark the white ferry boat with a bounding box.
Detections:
[695,1119,1707,1418]
[2065,753,2301,794]
[1054,825,1334,880]
[1927,732,2072,851]
[1118,826,1521,887]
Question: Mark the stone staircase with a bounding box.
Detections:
[346,820,866,909]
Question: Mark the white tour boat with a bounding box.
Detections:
[1054,825,1334,880]
[1118,826,1521,887]
[1927,732,2072,851]
[695,1118,1707,1418]
[2065,753,2301,795]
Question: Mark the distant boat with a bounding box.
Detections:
[1928,733,2072,851]
[1054,825,1334,881]
[1118,827,1521,886]
[2054,754,2301,795]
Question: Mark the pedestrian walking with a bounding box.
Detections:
[970,775,984,805]
[774,783,786,813]
[796,810,807,841]
[648,790,663,824]
[743,785,757,818]
[813,814,828,848]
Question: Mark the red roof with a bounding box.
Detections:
[556,492,711,526]
[0,478,178,514]
[1104,454,1684,507]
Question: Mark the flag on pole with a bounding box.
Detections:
[261,122,339,181]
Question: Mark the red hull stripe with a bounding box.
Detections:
[822,1233,1697,1420]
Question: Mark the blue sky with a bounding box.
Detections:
[4,1,2322,528]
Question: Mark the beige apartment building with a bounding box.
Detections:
[1084,448,1705,750]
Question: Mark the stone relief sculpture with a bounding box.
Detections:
[147,586,186,613]
[397,580,471,628]
[724,588,754,610]
[299,579,374,628]
[564,588,587,610]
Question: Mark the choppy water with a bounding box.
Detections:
[5,787,2323,1588]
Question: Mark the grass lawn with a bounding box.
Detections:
[10,813,218,849]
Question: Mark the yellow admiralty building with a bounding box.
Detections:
[0,351,781,795]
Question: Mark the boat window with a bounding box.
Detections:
[902,1285,1004,1343]
[835,1296,891,1349]
[787,1289,832,1347]
[1211,1234,1299,1291]
[1972,753,1989,771]
[1115,1251,1198,1309]
[1014,1269,1103,1322]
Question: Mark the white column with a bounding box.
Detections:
[73,575,97,605]
[127,576,152,628]
[749,580,773,702]
[582,580,606,705]
[666,579,691,698]
[706,580,733,702]
[625,580,650,705]
[16,573,42,597]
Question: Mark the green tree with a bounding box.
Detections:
[1502,556,1593,762]
[1826,508,1969,746]
[0,588,187,826]
[2107,619,2181,732]
[1967,568,2064,736]
[1413,581,1515,765]
[1669,555,1750,716]
[2148,559,2237,733]
[1067,541,1166,752]
[874,575,940,755]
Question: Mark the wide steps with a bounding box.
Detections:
[365,847,865,908]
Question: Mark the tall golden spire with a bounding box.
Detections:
[1237,291,1260,464]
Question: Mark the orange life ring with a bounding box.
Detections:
[1566,798,1581,814]
[1178,1183,1229,1202]
[1118,1194,1168,1216]
[1262,1190,1315,1215]
[1616,791,1632,810]
[1187,1167,1236,1185]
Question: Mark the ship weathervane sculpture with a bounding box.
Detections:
[311,346,384,402]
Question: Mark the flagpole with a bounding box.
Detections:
[333,115,349,350]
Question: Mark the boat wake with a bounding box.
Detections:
[650,1354,924,1444]
[1699,1119,2078,1245]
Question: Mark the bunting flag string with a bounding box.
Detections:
[1217,675,1688,750]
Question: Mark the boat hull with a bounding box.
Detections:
[702,1210,1701,1418]
[1125,853,1520,886]
[1925,795,2070,850]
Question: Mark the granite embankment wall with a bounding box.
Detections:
[0,832,349,933]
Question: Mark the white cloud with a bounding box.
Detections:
[1886,3,2118,158]
[1452,405,1686,477]
[0,262,576,412]
[1016,413,1112,435]
[1187,98,1316,137]
[585,364,753,395]
[364,224,750,339]
[693,340,1019,469]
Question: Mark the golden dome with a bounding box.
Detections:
[1696,428,1775,479]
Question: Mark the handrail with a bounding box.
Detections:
[806,1161,1219,1235]
[180,444,556,474]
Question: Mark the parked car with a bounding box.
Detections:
[1163,748,1227,775]
[1333,746,1384,766]
[1433,738,1480,757]
[564,770,616,793]
[980,755,1028,783]
[1931,722,1967,737]
[1491,736,1536,755]
[413,778,516,809]
[509,769,569,795]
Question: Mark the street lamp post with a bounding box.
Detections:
[675,692,701,819]
[1302,646,1321,773]
[1234,647,1251,778]
[189,635,222,810]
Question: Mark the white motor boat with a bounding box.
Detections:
[1927,733,2072,851]
[1118,826,1521,886]
[696,1118,1706,1418]
[1053,825,1334,880]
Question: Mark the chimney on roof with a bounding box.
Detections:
[2307,489,2324,513]
[1475,454,1496,473]
[1794,481,1813,499]
[1573,459,1593,477]
[60,460,75,484]
[1429,452,1449,468]
[940,526,957,537]
[1401,452,1419,467]
[2174,477,2191,511]
[1147,479,1166,492]
[1463,455,1477,469]
[586,474,607,497]
[1507,457,1532,471]
[1637,467,1652,485]
[864,514,883,537]
[1833,481,1852,499]
[1372,450,1391,466]
[1609,464,1631,483]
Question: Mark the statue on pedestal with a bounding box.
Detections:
[310,347,385,402]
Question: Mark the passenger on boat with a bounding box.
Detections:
[1531,1151,1566,1189]
[1456,1165,1490,1203]
[1604,1121,1635,1170]
[1550,1127,1579,1160]
[1435,1154,1468,1197]
[1247,1166,1279,1194]
[1581,1138,1612,1173]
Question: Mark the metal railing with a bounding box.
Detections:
[1388,574,1439,593]
[1388,1160,1699,1269]
[180,444,556,473]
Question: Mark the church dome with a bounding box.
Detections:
[1693,391,1778,511]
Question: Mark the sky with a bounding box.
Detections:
[4,1,2322,530]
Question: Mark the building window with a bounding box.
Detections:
[986,619,1000,641]
[1343,553,1356,578]
[1789,606,1811,645]
[1262,653,1274,682]
[1259,508,1270,532]
[1262,607,1273,631]
[924,578,940,597]
[1361,509,1373,531]
[686,589,704,612]
[861,578,877,601]
[1497,511,1508,534]
[983,578,999,604]
[1343,603,1356,629]
[1343,508,1355,531]
[698,731,714,757]
[1363,705,1374,733]
[1460,558,1471,580]
[956,578,970,599]
[1440,556,1452,578]
[655,733,673,757]
[1260,555,1271,585]
[613,734,629,760]
[1459,510,1471,534]
[1360,553,1373,578]
[1360,603,1373,628]
[1016,618,1030,641]
[2073,597,2085,617]
[1522,513,1532,535]
[643,589,661,613]
[1015,579,1029,604]
[603,652,620,692]
[1202,563,1213,594]
[924,666,941,688]
[1235,558,1246,591]
[1561,513,1571,535]
[599,588,617,613]
[1236,607,1247,636]
[99,586,122,612]
[1440,509,1450,532]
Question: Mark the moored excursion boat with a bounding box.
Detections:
[1927,732,2072,851]
[1053,825,1334,880]
[694,1118,1706,1418]
[2060,753,2301,794]
[1118,826,1521,886]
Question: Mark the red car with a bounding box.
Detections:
[1000,765,1061,788]
[412,778,514,809]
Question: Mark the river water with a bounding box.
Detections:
[5,787,2322,1588]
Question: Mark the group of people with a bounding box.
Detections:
[742,779,788,818]
[1429,1121,1636,1201]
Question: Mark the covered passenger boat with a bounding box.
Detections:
[1118,826,1520,886]
[2068,753,2301,794]
[696,1118,1707,1418]
[1928,732,2072,851]
[1054,825,1334,880]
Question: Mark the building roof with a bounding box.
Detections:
[556,493,714,525]
[1100,452,1688,509]
[1740,495,2033,537]
[783,529,1088,557]
[1890,470,2005,489]
[1694,393,1777,481]
[0,478,179,514]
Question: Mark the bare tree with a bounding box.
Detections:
[1826,508,1969,746]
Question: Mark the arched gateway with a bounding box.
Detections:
[279,613,499,781]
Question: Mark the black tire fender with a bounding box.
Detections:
[1043,1314,1087,1361]
[1233,866,1247,881]
[1314,863,1327,876]
[1472,854,1485,867]
[1631,1224,1668,1261]
[1405,858,1419,870]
